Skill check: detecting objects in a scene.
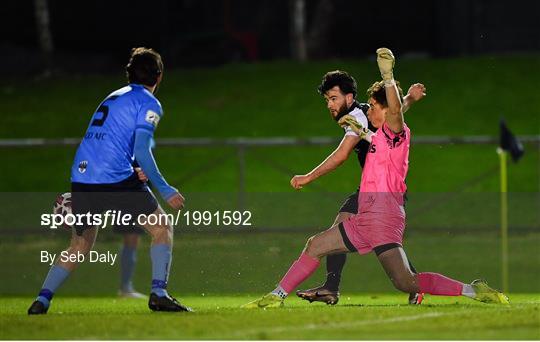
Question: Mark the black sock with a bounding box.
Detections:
[323,253,347,291]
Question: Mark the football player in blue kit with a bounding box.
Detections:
[28,47,191,314]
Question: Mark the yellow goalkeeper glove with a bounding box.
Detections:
[376,47,395,83]
[338,114,372,142]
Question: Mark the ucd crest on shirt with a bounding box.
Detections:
[145,110,160,127]
[78,161,88,173]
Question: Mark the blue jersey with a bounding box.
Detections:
[71,84,163,184]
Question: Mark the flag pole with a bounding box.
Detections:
[497,147,509,293]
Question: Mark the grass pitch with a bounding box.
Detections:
[1,56,539,340]
[2,294,539,340]
[1,56,539,194]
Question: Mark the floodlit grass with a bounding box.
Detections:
[2,232,539,295]
[2,55,540,138]
[1,56,538,340]
[1,56,539,193]
[2,294,539,339]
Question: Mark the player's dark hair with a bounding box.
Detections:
[317,70,357,98]
[125,47,163,87]
[366,81,404,107]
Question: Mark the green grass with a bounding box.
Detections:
[2,55,540,138]
[0,56,539,193]
[2,232,539,295]
[2,294,539,339]
[0,57,538,339]
[0,143,538,193]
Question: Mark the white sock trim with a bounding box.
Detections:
[271,285,288,299]
[461,284,476,298]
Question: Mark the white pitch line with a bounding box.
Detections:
[231,311,450,337]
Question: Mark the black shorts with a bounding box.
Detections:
[338,191,359,214]
[71,172,158,236]
[112,224,146,235]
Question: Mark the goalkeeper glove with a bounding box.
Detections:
[376,47,395,83]
[338,114,372,142]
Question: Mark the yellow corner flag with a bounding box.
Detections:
[497,119,524,293]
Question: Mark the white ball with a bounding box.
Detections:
[53,192,72,229]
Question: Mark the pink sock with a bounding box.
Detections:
[279,252,320,293]
[417,272,464,296]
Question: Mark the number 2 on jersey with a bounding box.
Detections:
[91,95,119,127]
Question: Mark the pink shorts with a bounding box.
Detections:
[341,211,405,255]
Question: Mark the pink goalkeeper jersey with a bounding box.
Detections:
[358,122,410,214]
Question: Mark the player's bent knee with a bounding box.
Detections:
[304,234,326,258]
[149,224,173,243]
[69,236,95,253]
[68,242,93,256]
[304,235,319,254]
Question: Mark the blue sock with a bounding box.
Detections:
[120,246,137,292]
[36,265,70,308]
[150,244,171,297]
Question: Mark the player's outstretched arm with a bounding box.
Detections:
[376,47,403,133]
[290,135,360,190]
[402,83,426,113]
[134,129,184,209]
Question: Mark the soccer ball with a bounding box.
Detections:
[53,192,72,230]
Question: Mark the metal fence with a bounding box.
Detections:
[2,136,538,207]
[1,135,539,147]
